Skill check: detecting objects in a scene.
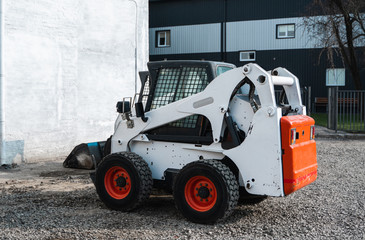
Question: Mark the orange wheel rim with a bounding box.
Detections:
[104,166,131,199]
[184,176,217,212]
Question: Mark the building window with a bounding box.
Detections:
[276,24,295,39]
[239,51,256,62]
[156,30,171,47]
[326,68,346,86]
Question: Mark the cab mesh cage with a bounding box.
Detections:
[150,67,209,128]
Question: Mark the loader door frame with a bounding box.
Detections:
[143,62,217,144]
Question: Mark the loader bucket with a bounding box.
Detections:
[63,141,107,170]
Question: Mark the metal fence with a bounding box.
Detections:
[328,88,365,132]
[337,90,365,132]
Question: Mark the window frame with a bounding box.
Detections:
[239,51,256,62]
[276,23,295,39]
[216,65,234,76]
[156,30,171,48]
[276,24,295,39]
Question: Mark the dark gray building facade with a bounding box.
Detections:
[149,0,365,101]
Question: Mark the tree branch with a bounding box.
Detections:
[303,0,363,89]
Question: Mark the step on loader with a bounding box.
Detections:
[66,60,317,223]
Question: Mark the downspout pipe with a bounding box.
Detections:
[0,0,5,165]
[126,0,138,94]
[221,0,227,62]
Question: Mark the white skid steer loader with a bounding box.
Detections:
[69,60,317,224]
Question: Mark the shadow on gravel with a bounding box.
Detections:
[137,195,178,215]
[0,185,187,231]
[39,169,91,177]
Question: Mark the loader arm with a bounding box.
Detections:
[112,66,247,150]
[112,63,303,152]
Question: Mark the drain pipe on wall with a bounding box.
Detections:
[0,0,5,165]
[126,0,138,94]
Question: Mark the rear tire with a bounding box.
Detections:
[95,152,152,211]
[173,160,239,224]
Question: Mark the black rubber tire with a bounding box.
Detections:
[173,160,239,224]
[95,152,152,211]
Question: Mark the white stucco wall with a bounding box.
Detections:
[1,0,148,164]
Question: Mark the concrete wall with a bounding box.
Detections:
[1,0,148,164]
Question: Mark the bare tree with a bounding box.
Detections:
[303,0,365,90]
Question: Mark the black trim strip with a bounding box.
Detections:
[146,134,213,145]
[150,0,312,28]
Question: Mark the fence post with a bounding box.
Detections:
[334,87,338,132]
[327,88,331,129]
[307,86,311,115]
[327,87,338,130]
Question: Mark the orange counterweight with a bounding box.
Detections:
[281,115,318,195]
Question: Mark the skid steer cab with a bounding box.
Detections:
[91,60,317,224]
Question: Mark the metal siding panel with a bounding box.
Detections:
[150,24,221,55]
[149,0,313,27]
[149,52,222,62]
[149,0,224,28]
[227,17,318,52]
[150,17,319,57]
[226,0,312,22]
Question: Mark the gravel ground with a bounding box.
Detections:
[0,139,364,239]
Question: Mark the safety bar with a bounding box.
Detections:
[271,76,294,86]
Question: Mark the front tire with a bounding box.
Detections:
[173,160,239,224]
[95,152,152,211]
